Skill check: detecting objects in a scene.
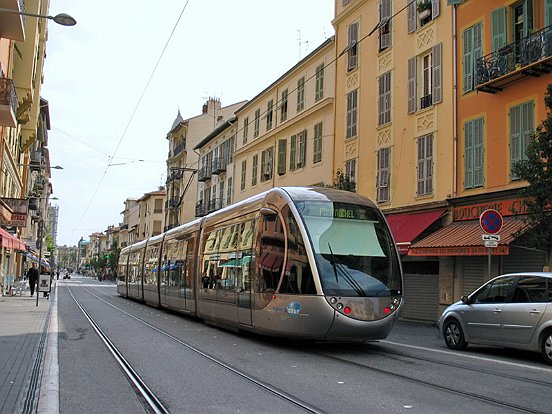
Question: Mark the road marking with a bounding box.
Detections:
[38,283,59,413]
[381,340,552,372]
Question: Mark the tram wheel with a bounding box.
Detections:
[443,319,467,350]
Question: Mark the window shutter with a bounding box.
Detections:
[432,43,442,104]
[464,122,474,188]
[546,0,552,27]
[462,28,473,93]
[407,0,417,33]
[491,8,507,52]
[432,0,440,19]
[277,139,286,175]
[473,118,484,187]
[510,105,521,166]
[408,57,417,113]
[379,0,392,50]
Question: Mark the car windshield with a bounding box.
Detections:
[295,200,401,297]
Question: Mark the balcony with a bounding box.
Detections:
[207,198,222,214]
[0,0,26,41]
[169,168,183,182]
[195,201,207,217]
[197,165,211,182]
[211,157,227,175]
[0,77,18,127]
[170,142,185,159]
[167,197,180,209]
[476,26,552,94]
[420,94,432,110]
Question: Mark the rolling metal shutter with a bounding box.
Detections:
[462,257,485,296]
[402,272,439,322]
[502,246,546,274]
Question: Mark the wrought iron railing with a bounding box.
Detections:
[211,157,227,174]
[476,25,552,87]
[195,201,207,217]
[420,94,432,109]
[0,78,18,115]
[197,165,211,182]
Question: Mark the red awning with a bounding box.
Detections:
[408,219,529,256]
[0,227,26,250]
[386,209,446,254]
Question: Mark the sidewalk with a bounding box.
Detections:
[0,287,52,414]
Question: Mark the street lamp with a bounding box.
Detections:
[0,8,77,26]
[18,164,63,170]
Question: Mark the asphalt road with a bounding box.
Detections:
[53,276,552,414]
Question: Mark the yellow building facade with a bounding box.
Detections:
[333,0,455,320]
[233,37,336,202]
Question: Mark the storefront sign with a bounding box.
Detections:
[409,245,509,256]
[0,198,28,227]
[452,198,528,221]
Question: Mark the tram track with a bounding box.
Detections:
[69,286,326,414]
[81,285,547,414]
[311,349,549,414]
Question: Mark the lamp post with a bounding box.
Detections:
[0,8,77,26]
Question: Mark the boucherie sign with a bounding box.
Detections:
[452,198,528,222]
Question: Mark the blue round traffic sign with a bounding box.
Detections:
[480,209,503,234]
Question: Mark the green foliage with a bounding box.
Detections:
[327,168,356,192]
[511,84,552,266]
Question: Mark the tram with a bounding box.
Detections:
[117,187,403,341]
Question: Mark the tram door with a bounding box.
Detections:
[237,220,255,326]
[160,238,188,310]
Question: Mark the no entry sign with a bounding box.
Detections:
[480,209,503,234]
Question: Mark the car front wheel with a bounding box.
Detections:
[444,319,468,350]
[541,330,552,366]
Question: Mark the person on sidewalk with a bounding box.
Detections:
[27,263,39,297]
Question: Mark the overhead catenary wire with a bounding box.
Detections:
[71,0,192,240]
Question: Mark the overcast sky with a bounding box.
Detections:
[42,0,334,246]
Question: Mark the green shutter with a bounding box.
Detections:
[408,57,417,113]
[491,7,507,52]
[432,43,442,104]
[464,121,474,188]
[473,118,484,187]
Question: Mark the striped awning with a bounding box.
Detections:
[0,227,25,250]
[408,219,529,256]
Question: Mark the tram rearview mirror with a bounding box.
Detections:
[260,208,278,217]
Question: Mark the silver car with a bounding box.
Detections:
[438,272,552,365]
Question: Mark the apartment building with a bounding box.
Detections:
[333,0,455,320]
[194,117,237,216]
[409,0,552,313]
[232,37,335,202]
[165,98,247,230]
[137,187,166,241]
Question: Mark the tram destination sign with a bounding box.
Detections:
[302,203,373,220]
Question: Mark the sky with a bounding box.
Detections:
[41,0,335,247]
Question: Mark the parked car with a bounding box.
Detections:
[438,272,552,365]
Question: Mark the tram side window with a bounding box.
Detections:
[144,245,160,286]
[237,220,255,292]
[256,213,285,293]
[117,257,127,282]
[129,252,141,283]
[217,225,239,290]
[161,239,187,287]
[202,229,223,289]
[279,205,316,295]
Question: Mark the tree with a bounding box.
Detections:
[328,168,356,192]
[511,84,552,270]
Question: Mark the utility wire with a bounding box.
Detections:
[72,0,191,240]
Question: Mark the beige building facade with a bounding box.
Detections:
[137,188,166,241]
[233,37,336,202]
[165,98,247,230]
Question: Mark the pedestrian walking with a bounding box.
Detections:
[27,263,39,296]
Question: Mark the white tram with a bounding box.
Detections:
[117,187,403,341]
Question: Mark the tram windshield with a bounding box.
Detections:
[295,200,401,297]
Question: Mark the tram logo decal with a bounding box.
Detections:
[286,302,302,316]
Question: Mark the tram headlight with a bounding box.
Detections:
[330,297,337,305]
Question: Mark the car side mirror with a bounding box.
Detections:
[461,295,470,304]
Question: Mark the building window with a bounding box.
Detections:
[377,148,391,203]
[378,71,391,126]
[266,99,273,130]
[219,181,225,207]
[261,148,273,182]
[252,154,258,186]
[277,139,287,175]
[280,89,288,122]
[227,177,232,205]
[313,122,323,164]
[254,109,260,138]
[315,63,324,101]
[347,22,359,71]
[298,130,306,168]
[346,89,358,139]
[462,22,482,93]
[417,134,433,196]
[510,100,534,179]
[464,118,485,189]
[243,117,249,145]
[240,160,247,190]
[345,158,356,184]
[297,77,305,112]
[379,0,392,51]
[408,43,442,113]
[290,134,297,171]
